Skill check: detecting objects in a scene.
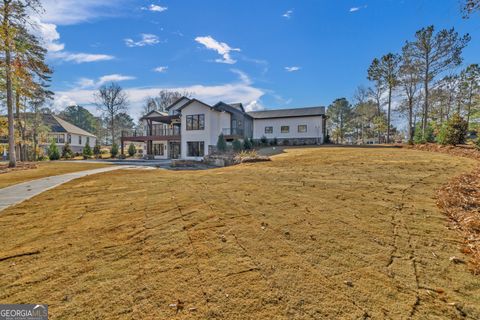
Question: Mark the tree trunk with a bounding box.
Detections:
[408,98,414,144]
[387,86,392,144]
[3,2,16,167]
[422,63,429,139]
[110,112,115,146]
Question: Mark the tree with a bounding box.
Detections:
[0,0,45,167]
[327,98,353,144]
[399,45,421,144]
[83,143,93,159]
[216,133,227,152]
[128,143,136,157]
[95,82,128,145]
[93,141,101,159]
[403,26,470,139]
[47,140,60,160]
[232,139,242,152]
[110,143,119,158]
[368,53,401,143]
[59,105,98,134]
[62,142,73,159]
[458,64,480,128]
[142,90,192,115]
[462,0,480,17]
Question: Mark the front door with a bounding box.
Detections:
[169,142,181,159]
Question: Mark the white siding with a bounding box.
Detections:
[252,116,324,142]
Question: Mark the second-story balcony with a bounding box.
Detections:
[122,125,181,142]
[221,128,244,139]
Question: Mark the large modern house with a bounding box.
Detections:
[121,97,326,160]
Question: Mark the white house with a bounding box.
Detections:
[121,97,326,160]
[43,114,97,153]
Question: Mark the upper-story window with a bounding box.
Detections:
[49,134,65,144]
[265,126,273,134]
[281,126,290,133]
[186,114,205,130]
[298,125,307,133]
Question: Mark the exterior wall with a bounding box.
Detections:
[180,101,226,160]
[168,98,190,115]
[252,116,324,144]
[46,132,96,153]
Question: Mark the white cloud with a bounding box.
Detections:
[230,69,252,85]
[282,9,293,19]
[142,4,168,12]
[195,35,240,64]
[50,52,114,63]
[285,66,301,72]
[125,34,160,47]
[154,66,168,73]
[40,0,126,25]
[349,5,367,13]
[76,74,135,89]
[245,100,265,112]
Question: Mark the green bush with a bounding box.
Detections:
[283,139,290,146]
[260,135,268,146]
[270,137,278,146]
[476,138,480,150]
[47,140,60,160]
[83,143,93,159]
[216,133,227,152]
[62,143,73,159]
[93,142,101,158]
[436,114,468,146]
[110,143,119,158]
[232,139,243,152]
[413,123,435,144]
[243,138,252,150]
[128,143,136,157]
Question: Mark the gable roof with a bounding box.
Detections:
[165,96,191,110]
[229,103,245,112]
[247,106,326,119]
[50,115,97,137]
[176,98,215,111]
[139,110,168,121]
[212,102,253,118]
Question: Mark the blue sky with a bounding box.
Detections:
[39,0,480,120]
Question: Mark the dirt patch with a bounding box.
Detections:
[0,162,38,174]
[0,147,479,319]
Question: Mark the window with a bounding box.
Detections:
[281,126,290,133]
[153,143,164,156]
[298,125,307,133]
[186,114,205,130]
[78,135,82,145]
[187,141,205,157]
[265,126,273,134]
[86,137,90,145]
[48,134,65,144]
[67,134,71,144]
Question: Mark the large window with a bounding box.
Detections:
[265,126,273,134]
[153,143,164,156]
[298,125,307,133]
[281,126,290,133]
[187,141,205,157]
[186,114,205,130]
[49,134,65,144]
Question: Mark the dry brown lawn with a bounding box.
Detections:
[0,161,111,188]
[1,147,479,319]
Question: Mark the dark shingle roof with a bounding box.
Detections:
[247,106,325,119]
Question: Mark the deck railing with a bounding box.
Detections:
[122,126,181,138]
[221,128,244,136]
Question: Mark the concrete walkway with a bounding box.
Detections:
[0,166,125,212]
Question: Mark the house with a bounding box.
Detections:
[42,114,97,153]
[121,97,326,160]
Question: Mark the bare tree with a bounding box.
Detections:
[95,82,128,144]
[403,26,470,139]
[142,89,192,115]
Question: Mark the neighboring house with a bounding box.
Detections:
[121,97,326,160]
[42,114,97,153]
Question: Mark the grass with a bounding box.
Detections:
[0,147,479,319]
[0,161,112,188]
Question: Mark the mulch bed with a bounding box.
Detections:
[0,162,38,174]
[405,143,480,274]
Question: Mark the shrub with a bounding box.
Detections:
[476,138,480,150]
[260,135,268,146]
[243,138,252,150]
[110,143,119,158]
[128,143,136,157]
[270,137,278,146]
[62,143,73,159]
[216,133,227,152]
[436,114,468,146]
[47,140,60,160]
[283,139,290,146]
[232,139,243,152]
[325,134,331,144]
[93,142,101,158]
[83,143,93,159]
[413,123,435,144]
